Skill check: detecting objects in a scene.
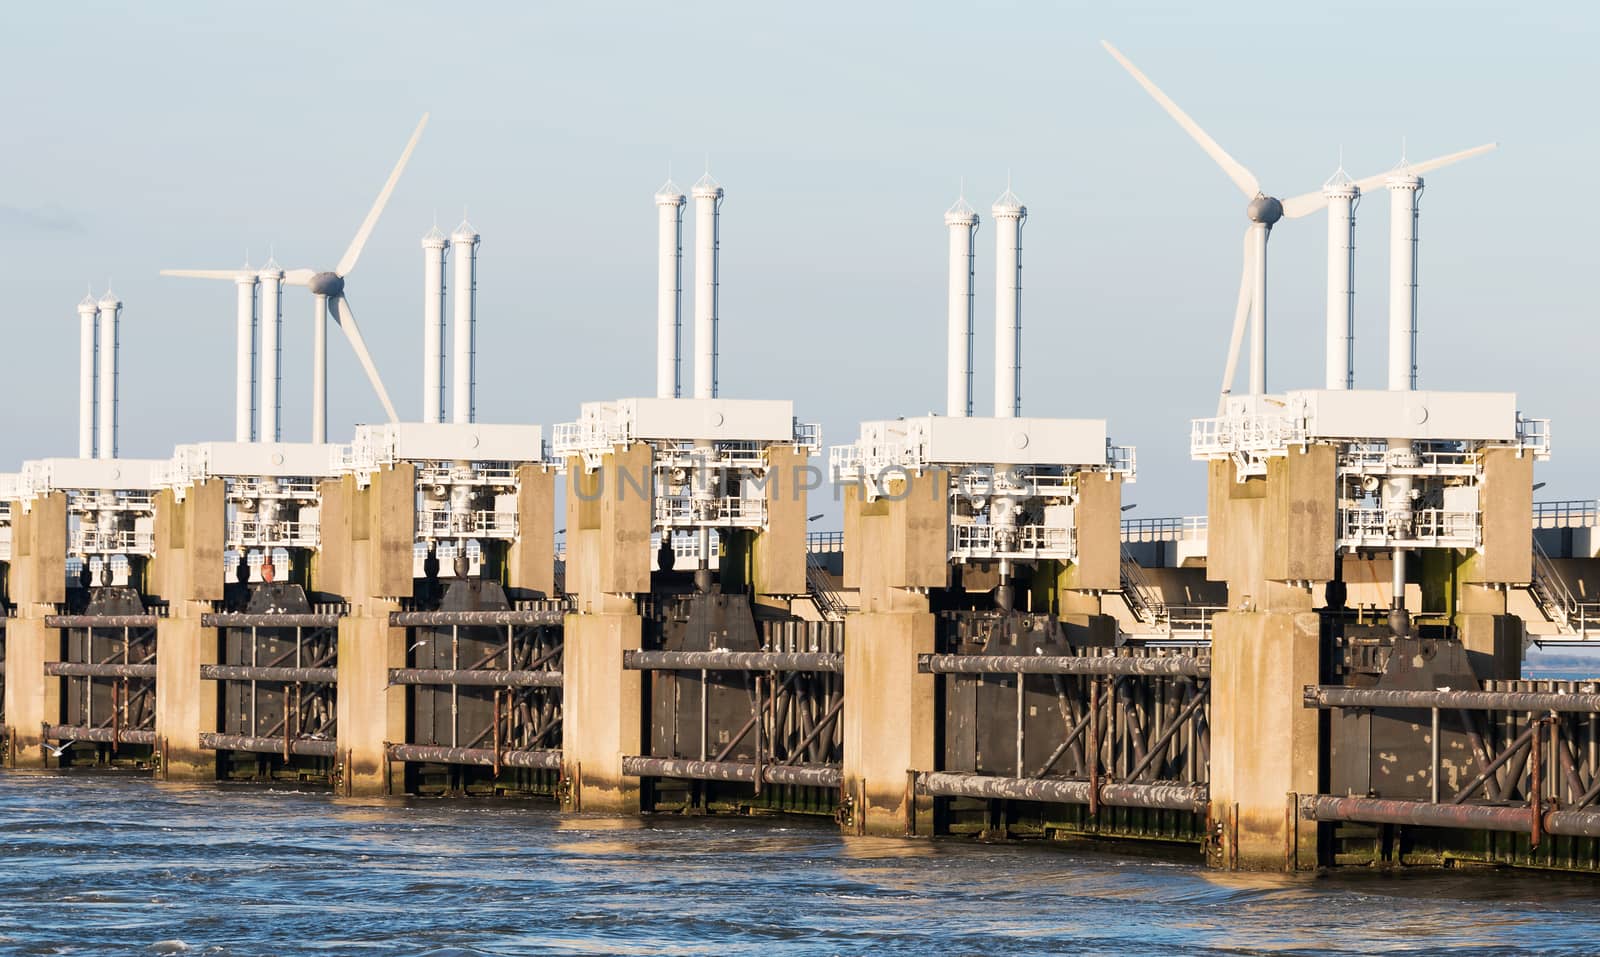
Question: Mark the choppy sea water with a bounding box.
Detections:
[2,772,1599,956]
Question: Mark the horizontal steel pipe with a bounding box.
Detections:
[1305,685,1600,715]
[201,665,337,683]
[1303,795,1600,840]
[201,613,343,628]
[915,771,1208,813]
[621,755,843,788]
[387,668,563,688]
[385,744,563,770]
[198,733,339,757]
[623,650,843,673]
[44,724,157,745]
[45,661,157,679]
[920,654,1209,678]
[43,615,159,628]
[389,610,565,627]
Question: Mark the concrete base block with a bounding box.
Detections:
[3,615,52,769]
[561,611,643,814]
[336,609,405,795]
[842,610,935,837]
[1209,609,1321,870]
[154,612,217,781]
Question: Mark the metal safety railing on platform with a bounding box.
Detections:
[1530,539,1600,640]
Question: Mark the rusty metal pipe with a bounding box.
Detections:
[624,650,843,673]
[44,615,159,628]
[621,755,841,788]
[389,610,565,627]
[385,744,562,769]
[914,771,1207,813]
[45,724,156,745]
[201,613,342,628]
[199,732,338,757]
[387,668,563,688]
[45,661,157,679]
[201,665,337,683]
[1306,685,1600,714]
[922,654,1208,677]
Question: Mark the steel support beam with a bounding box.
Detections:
[387,668,563,688]
[915,770,1208,813]
[623,650,843,673]
[920,654,1210,678]
[621,755,843,788]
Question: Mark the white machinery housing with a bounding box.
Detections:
[17,458,163,588]
[337,422,546,579]
[1192,389,1550,551]
[831,415,1135,565]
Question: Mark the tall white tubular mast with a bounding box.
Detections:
[234,273,258,442]
[1323,174,1358,390]
[993,191,1026,418]
[422,226,448,423]
[311,294,328,443]
[96,291,121,460]
[692,174,723,399]
[656,184,686,399]
[945,197,978,417]
[450,220,479,424]
[1388,171,1423,391]
[258,262,283,442]
[76,294,98,458]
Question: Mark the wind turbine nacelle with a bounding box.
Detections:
[309,272,345,296]
[1247,195,1283,225]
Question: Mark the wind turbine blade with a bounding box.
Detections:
[160,269,243,280]
[335,113,430,278]
[1217,227,1255,415]
[1350,142,1498,193]
[328,294,399,423]
[283,268,317,286]
[1100,40,1260,200]
[1280,189,1331,220]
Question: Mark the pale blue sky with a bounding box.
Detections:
[1,1,1594,516]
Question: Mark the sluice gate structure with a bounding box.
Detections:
[5,106,1600,882]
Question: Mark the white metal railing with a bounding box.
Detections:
[1107,443,1137,478]
[1530,538,1600,638]
[1121,515,1208,543]
[1519,416,1552,459]
[413,462,522,486]
[229,476,324,499]
[807,530,844,553]
[1338,507,1480,549]
[793,421,822,451]
[1190,412,1307,460]
[417,509,518,539]
[654,495,766,528]
[1533,499,1598,529]
[950,522,1075,558]
[1338,443,1480,474]
[1167,604,1224,637]
[226,518,320,548]
[69,527,156,555]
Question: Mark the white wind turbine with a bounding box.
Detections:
[163,114,428,442]
[1101,42,1494,407]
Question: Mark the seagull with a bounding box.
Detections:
[42,741,75,757]
[408,638,431,652]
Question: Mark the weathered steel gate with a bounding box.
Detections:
[388,580,565,797]
[43,587,159,766]
[199,582,342,782]
[627,592,845,815]
[919,611,1210,844]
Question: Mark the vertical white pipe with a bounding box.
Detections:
[422,228,448,423]
[258,264,282,442]
[1388,172,1423,390]
[945,200,978,417]
[450,221,480,424]
[1249,224,1269,395]
[76,296,98,458]
[97,292,121,460]
[234,274,258,442]
[1324,184,1358,390]
[992,193,1025,418]
[692,176,723,399]
[656,186,686,399]
[312,294,327,444]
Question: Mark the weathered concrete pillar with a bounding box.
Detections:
[841,470,948,835]
[1455,447,1533,680]
[323,465,416,794]
[561,443,651,812]
[152,480,225,780]
[3,492,65,768]
[1205,447,1333,869]
[1054,470,1122,637]
[507,464,557,597]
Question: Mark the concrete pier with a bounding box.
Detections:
[3,492,65,768]
[151,479,225,780]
